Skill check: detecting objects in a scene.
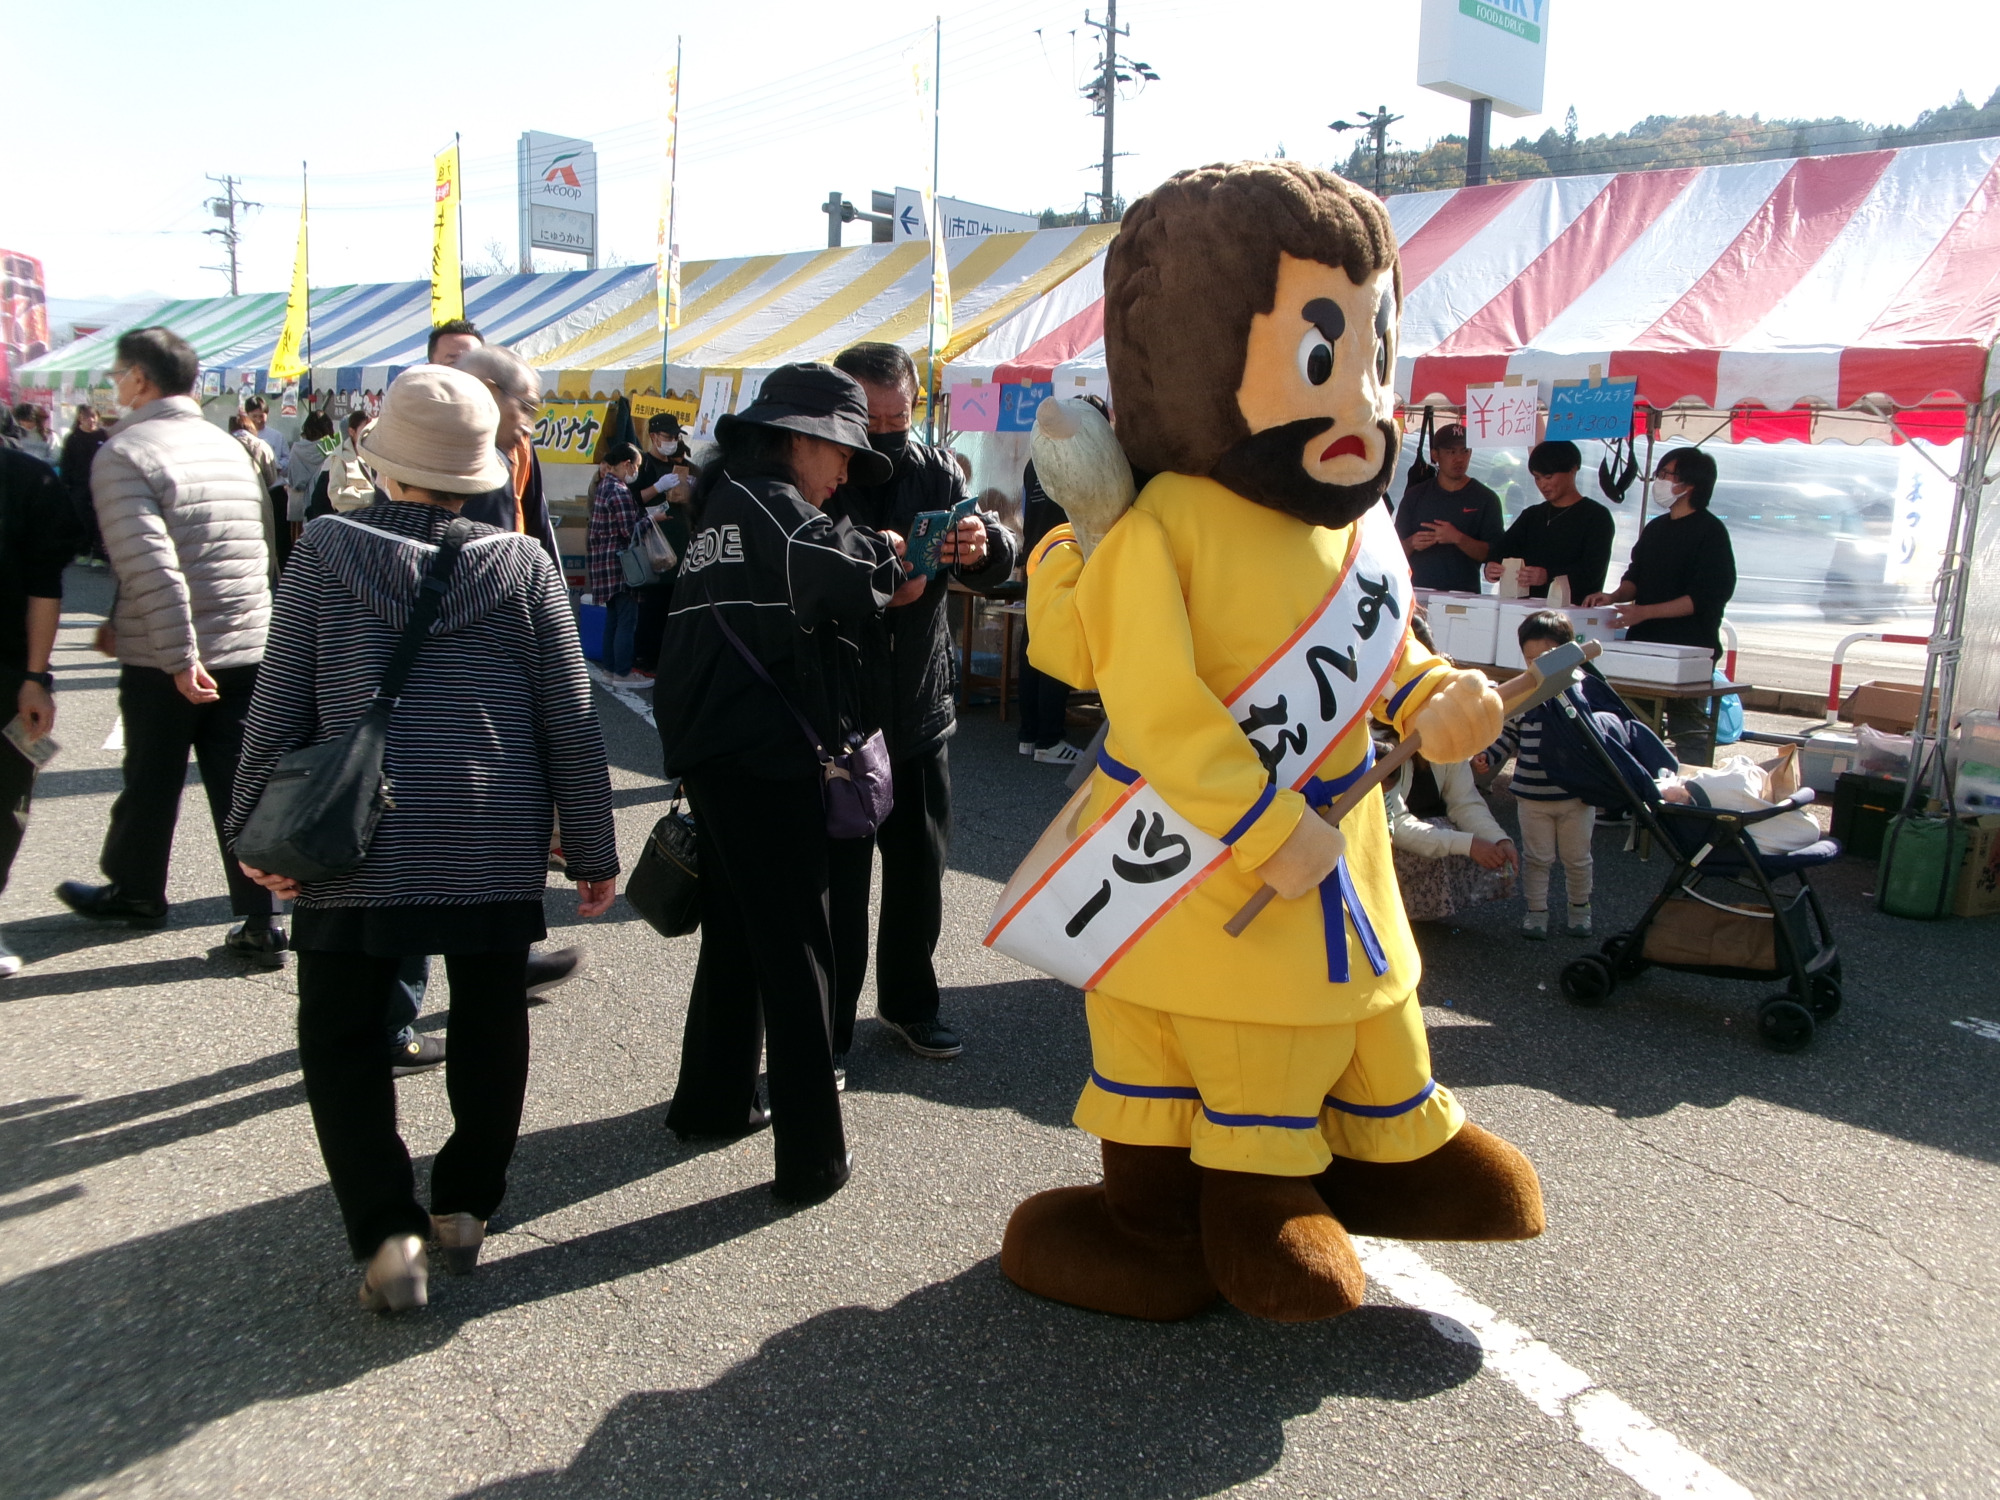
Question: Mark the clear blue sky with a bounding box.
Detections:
[6,0,1996,301]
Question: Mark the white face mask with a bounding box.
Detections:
[1651,476,1680,507]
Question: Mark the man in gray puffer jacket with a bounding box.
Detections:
[57,326,284,965]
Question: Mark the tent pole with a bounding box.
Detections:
[1903,394,1996,812]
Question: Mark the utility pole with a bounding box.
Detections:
[202,174,261,295]
[1082,3,1157,223]
[1329,105,1404,197]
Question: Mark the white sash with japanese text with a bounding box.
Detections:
[984,504,1413,990]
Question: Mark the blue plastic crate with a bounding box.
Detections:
[577,602,607,662]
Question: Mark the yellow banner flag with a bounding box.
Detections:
[657,60,682,333]
[431,142,464,327]
[269,183,311,382]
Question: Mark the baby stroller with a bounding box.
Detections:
[1540,669,1843,1053]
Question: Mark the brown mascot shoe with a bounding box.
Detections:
[1312,1122,1546,1241]
[1199,1169,1366,1323]
[1001,1141,1218,1321]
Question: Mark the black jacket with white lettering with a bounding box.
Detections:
[657,471,900,780]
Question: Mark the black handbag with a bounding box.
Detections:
[625,793,701,937]
[235,519,474,882]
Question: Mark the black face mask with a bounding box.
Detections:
[1209,417,1400,530]
[868,428,911,459]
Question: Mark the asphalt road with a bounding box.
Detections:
[3,565,1996,1499]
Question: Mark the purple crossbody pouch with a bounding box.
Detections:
[710,606,894,839]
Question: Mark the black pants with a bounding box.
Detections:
[1,738,34,898]
[102,663,271,916]
[297,948,530,1258]
[667,767,846,1184]
[827,742,948,1053]
[1663,695,1717,768]
[632,583,672,672]
[1016,624,1072,749]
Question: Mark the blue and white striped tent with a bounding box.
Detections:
[13,265,652,395]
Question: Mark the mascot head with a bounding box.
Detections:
[1104,160,1401,529]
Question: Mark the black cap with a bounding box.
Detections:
[646,412,683,437]
[718,362,892,485]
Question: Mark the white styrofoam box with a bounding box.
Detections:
[1565,606,1623,647]
[1491,598,1542,670]
[1431,595,1499,665]
[1799,730,1860,795]
[1597,640,1714,684]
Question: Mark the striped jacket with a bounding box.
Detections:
[224,501,617,906]
[1485,694,1577,803]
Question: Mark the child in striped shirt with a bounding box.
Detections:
[1476,610,1597,939]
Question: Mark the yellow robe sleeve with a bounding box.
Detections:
[1074,508,1304,875]
[1024,525,1097,692]
[1374,633,1456,737]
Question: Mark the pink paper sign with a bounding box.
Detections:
[949,382,1000,433]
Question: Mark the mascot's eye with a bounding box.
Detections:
[1298,329,1334,387]
[1374,294,1395,386]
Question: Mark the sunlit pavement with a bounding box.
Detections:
[3,565,1996,1499]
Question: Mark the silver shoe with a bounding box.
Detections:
[359,1234,428,1313]
[430,1212,487,1276]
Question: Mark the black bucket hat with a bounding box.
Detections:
[717,362,892,485]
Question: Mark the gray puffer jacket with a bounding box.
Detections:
[93,396,274,673]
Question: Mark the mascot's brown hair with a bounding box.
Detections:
[1106,160,1403,529]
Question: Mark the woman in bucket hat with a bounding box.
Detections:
[226,363,618,1313]
[657,361,904,1205]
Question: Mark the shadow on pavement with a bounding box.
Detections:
[0,1104,783,1500]
[455,1276,1480,1500]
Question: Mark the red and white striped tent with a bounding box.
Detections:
[952,136,2000,437]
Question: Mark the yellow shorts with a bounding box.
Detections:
[1074,989,1464,1177]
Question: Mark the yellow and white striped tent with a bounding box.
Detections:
[513,223,1116,400]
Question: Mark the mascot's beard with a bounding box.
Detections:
[1208,417,1401,530]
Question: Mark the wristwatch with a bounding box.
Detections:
[22,670,53,689]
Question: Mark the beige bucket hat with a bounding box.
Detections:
[359,364,510,494]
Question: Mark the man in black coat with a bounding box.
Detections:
[824,343,1019,1063]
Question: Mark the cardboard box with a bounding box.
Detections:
[1839,680,1929,734]
[1953,814,2000,917]
[1431,595,1499,666]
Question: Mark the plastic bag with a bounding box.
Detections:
[1856,723,1913,777]
[1713,670,1744,746]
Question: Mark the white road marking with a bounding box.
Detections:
[102,714,124,752]
[1951,1016,2000,1043]
[587,663,656,727]
[1355,1238,1757,1500]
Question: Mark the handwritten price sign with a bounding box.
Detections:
[949,382,1000,433]
[1547,376,1638,442]
[1463,381,1541,450]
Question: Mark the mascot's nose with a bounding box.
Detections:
[1320,434,1367,462]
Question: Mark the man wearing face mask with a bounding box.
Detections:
[1585,446,1735,764]
[823,342,1018,1065]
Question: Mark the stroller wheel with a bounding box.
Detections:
[1757,997,1816,1053]
[1560,955,1615,1007]
[1806,975,1843,1020]
[1601,934,1645,978]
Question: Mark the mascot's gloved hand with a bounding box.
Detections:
[1411,668,1506,765]
[1032,397,1135,559]
[1254,806,1347,900]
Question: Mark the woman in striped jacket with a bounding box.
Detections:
[226,365,618,1315]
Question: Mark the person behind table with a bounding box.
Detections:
[1396,422,1506,593]
[1585,447,1736,766]
[1482,440,1615,602]
[1382,613,1518,923]
[1477,610,1596,941]
[655,362,901,1204]
[586,440,646,682]
[226,363,618,1313]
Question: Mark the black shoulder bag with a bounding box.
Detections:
[235,519,475,883]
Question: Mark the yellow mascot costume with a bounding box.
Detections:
[989,161,1545,1324]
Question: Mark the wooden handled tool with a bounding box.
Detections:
[1222,640,1602,938]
